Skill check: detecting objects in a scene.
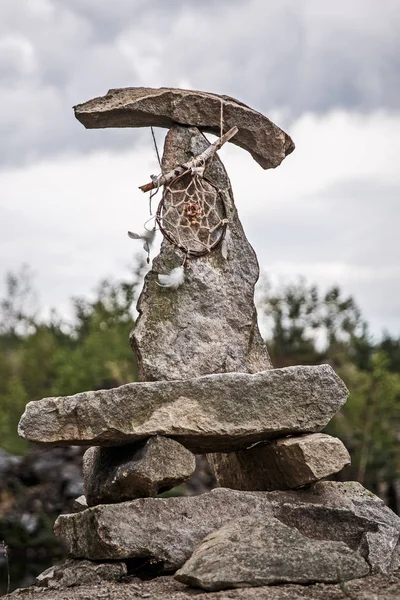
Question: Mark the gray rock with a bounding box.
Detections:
[18,365,348,452]
[208,433,351,491]
[53,482,400,574]
[74,88,294,170]
[131,125,272,382]
[175,515,370,590]
[36,559,127,588]
[83,437,196,506]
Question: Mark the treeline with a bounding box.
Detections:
[260,279,400,508]
[0,264,144,455]
[1,266,400,509]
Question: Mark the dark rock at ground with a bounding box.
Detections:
[83,437,196,506]
[54,482,400,574]
[0,449,21,479]
[208,433,351,491]
[175,515,369,590]
[74,87,294,170]
[18,365,348,452]
[0,446,86,595]
[36,559,127,588]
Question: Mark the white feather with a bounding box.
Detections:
[221,228,231,260]
[157,266,185,289]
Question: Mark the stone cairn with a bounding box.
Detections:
[19,88,400,593]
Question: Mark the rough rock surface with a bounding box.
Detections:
[18,365,348,452]
[175,515,369,590]
[74,88,294,170]
[128,122,272,485]
[6,572,400,600]
[53,482,400,574]
[36,559,127,588]
[131,124,272,382]
[208,433,351,491]
[83,437,195,506]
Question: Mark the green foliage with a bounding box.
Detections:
[1,265,400,509]
[0,264,144,455]
[260,278,370,368]
[259,277,400,501]
[328,353,400,490]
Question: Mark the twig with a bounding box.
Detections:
[139,126,238,193]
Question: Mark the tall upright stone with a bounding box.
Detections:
[131,124,272,382]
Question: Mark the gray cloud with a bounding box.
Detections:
[249,179,399,268]
[0,0,399,167]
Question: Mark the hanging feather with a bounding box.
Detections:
[128,228,156,263]
[127,229,156,246]
[221,228,231,260]
[157,266,185,289]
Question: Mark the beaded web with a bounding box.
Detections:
[156,165,228,258]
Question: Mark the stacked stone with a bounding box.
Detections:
[18,366,400,591]
[19,365,351,501]
[17,89,400,593]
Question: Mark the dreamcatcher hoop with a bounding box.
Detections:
[133,120,238,285]
[155,166,228,258]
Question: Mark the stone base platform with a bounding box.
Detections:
[54,482,400,576]
[18,365,348,452]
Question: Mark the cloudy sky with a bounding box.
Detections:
[1,0,399,337]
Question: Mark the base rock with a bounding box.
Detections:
[208,433,351,491]
[83,437,195,506]
[54,482,400,574]
[175,515,369,590]
[18,365,348,452]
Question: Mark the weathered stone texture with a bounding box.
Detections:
[175,515,369,590]
[74,88,294,170]
[83,437,195,506]
[36,559,127,589]
[208,433,351,491]
[54,482,400,574]
[18,365,348,452]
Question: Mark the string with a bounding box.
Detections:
[151,126,162,168]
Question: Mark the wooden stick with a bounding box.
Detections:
[139,126,238,193]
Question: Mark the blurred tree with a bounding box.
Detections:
[0,264,37,342]
[0,260,145,454]
[378,333,400,373]
[258,277,400,509]
[260,277,371,369]
[327,353,400,500]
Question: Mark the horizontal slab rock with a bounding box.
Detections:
[83,437,196,506]
[18,365,348,452]
[175,515,369,591]
[208,433,351,491]
[54,482,400,574]
[74,87,294,170]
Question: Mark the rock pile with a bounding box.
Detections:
[16,89,400,594]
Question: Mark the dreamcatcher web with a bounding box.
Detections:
[156,166,228,258]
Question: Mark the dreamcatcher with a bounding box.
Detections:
[128,115,238,288]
